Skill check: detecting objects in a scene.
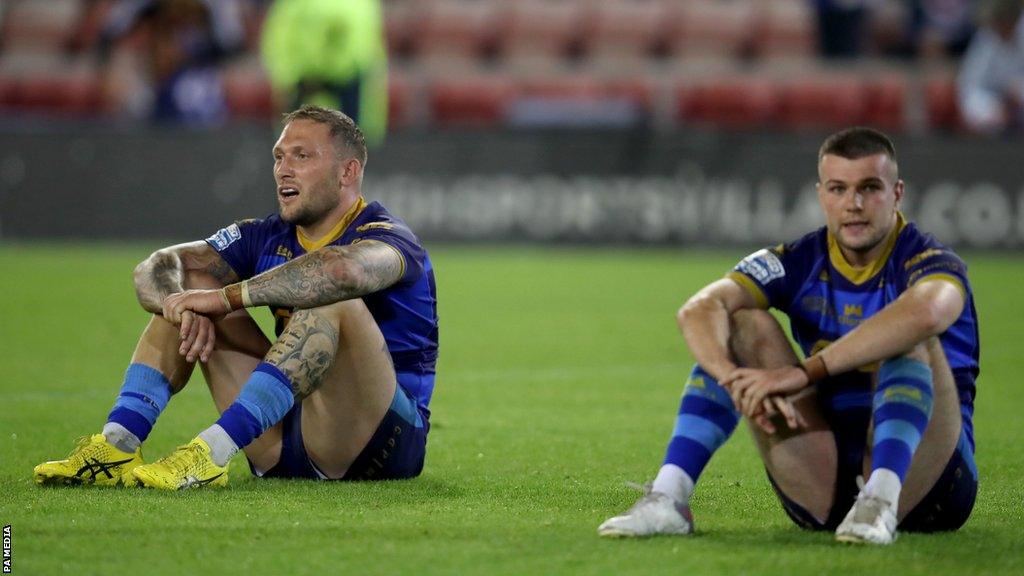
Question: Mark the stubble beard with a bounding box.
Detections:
[280,181,340,228]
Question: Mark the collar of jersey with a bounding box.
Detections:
[296,196,367,253]
[827,211,906,285]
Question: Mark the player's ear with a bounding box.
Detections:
[339,157,361,186]
[893,179,905,207]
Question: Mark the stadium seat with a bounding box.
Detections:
[497,0,587,65]
[223,72,273,120]
[384,0,416,59]
[863,75,907,132]
[678,77,778,129]
[412,0,502,64]
[0,0,82,51]
[775,77,868,130]
[387,72,411,128]
[755,0,815,58]
[583,0,673,64]
[670,0,758,59]
[429,76,517,127]
[509,75,653,127]
[924,75,962,131]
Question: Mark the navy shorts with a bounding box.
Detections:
[768,373,978,532]
[251,375,430,481]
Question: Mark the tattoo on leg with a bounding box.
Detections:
[265,309,339,399]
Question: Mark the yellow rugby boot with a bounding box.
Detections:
[132,437,228,490]
[34,434,143,487]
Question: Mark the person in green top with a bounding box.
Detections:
[261,0,388,145]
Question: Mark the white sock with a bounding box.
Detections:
[199,424,239,467]
[864,468,902,508]
[102,422,141,453]
[652,464,695,505]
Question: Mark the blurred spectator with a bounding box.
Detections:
[98,0,246,125]
[957,0,1024,133]
[260,0,387,146]
[814,0,870,57]
[909,0,976,59]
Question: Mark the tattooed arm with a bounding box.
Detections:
[133,241,239,313]
[237,240,404,309]
[161,240,404,322]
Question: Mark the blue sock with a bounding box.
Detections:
[663,365,741,482]
[106,363,172,443]
[872,357,934,482]
[215,362,295,450]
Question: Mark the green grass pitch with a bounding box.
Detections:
[1,242,1022,575]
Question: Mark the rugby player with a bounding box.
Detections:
[599,127,978,544]
[34,105,438,488]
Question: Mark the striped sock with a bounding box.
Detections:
[871,357,934,484]
[105,363,172,449]
[656,365,740,501]
[209,362,295,465]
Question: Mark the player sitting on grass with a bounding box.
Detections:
[34,105,438,489]
[599,127,978,545]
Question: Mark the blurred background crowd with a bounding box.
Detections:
[0,0,1022,137]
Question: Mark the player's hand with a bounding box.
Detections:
[721,366,809,418]
[162,289,230,324]
[750,394,807,435]
[177,310,217,363]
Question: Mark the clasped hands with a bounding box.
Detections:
[159,289,233,364]
[720,365,811,434]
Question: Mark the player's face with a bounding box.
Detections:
[272,119,345,228]
[817,153,904,266]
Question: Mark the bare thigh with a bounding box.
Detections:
[293,298,397,479]
[729,309,838,524]
[175,271,281,471]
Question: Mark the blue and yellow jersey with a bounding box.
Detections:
[728,213,979,447]
[205,198,439,408]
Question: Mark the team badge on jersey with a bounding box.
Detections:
[737,248,785,285]
[207,223,241,251]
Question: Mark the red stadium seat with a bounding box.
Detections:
[670,0,758,59]
[497,0,587,64]
[924,75,962,131]
[0,0,82,51]
[863,75,907,132]
[678,77,778,129]
[224,76,273,120]
[412,0,502,63]
[387,72,411,128]
[755,0,815,58]
[4,75,101,116]
[583,0,674,63]
[775,77,869,130]
[429,76,517,127]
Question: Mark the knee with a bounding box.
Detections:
[894,337,941,365]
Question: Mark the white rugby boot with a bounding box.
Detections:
[835,490,898,545]
[598,490,694,538]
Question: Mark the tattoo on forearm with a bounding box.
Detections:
[201,255,239,286]
[264,308,339,399]
[245,243,402,309]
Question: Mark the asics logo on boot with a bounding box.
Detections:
[76,458,133,480]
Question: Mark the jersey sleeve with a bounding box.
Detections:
[204,218,266,280]
[899,246,969,299]
[726,245,794,310]
[351,222,426,286]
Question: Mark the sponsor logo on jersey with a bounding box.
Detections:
[356,222,395,232]
[207,223,241,251]
[736,248,785,285]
